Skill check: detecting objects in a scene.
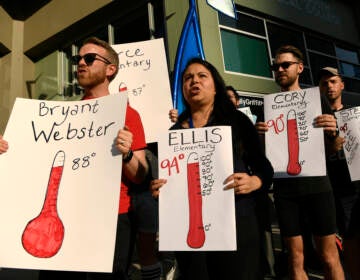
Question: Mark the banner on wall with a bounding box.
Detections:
[0,94,127,272]
[109,38,173,143]
[264,87,326,178]
[335,106,360,181]
[158,126,236,251]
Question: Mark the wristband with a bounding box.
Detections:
[123,149,133,163]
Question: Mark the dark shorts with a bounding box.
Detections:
[274,191,337,237]
[131,190,158,233]
[334,190,360,238]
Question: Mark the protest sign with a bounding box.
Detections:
[109,38,173,143]
[158,126,236,251]
[0,94,126,272]
[335,106,360,181]
[264,87,326,178]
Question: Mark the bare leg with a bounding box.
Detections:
[314,234,344,280]
[284,235,308,280]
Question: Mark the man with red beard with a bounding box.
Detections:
[75,37,149,280]
[256,45,344,280]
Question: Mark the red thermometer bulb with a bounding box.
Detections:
[186,152,205,248]
[22,150,65,258]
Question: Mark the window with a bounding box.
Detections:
[335,46,360,79]
[33,1,164,100]
[113,9,150,44]
[219,12,265,36]
[33,52,60,100]
[218,6,360,101]
[220,29,271,77]
[306,35,335,56]
[267,23,307,64]
[219,12,272,78]
[308,52,337,83]
[336,46,359,63]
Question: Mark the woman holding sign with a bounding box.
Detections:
[151,58,273,279]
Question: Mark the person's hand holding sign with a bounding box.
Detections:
[0,134,8,154]
[150,179,167,198]
[223,173,262,195]
[314,114,338,137]
[255,121,269,135]
[116,126,133,156]
[116,126,148,184]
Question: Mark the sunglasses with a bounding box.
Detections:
[270,61,299,71]
[71,53,112,66]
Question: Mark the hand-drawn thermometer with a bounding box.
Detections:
[186,152,205,248]
[22,150,65,258]
[119,82,127,93]
[286,110,302,175]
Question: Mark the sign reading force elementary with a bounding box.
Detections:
[109,38,173,143]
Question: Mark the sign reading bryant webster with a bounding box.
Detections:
[0,94,126,272]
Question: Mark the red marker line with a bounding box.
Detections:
[286,110,301,175]
[22,150,65,258]
[186,152,205,248]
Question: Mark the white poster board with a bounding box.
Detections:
[0,94,127,272]
[264,87,326,178]
[158,126,236,251]
[109,38,173,143]
[335,106,360,181]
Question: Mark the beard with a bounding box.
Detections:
[77,69,107,89]
[275,74,297,90]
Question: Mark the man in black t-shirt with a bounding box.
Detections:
[319,67,360,280]
[256,46,345,280]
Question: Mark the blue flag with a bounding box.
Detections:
[172,0,205,114]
